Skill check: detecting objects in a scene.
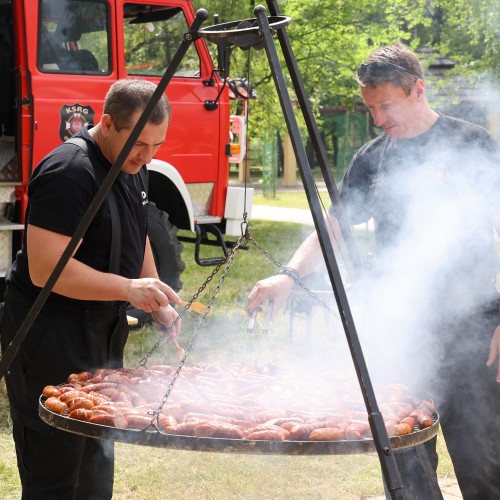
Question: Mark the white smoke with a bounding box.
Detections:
[347,140,499,391]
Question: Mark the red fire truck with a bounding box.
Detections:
[0,0,251,295]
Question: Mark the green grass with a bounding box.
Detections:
[0,219,457,498]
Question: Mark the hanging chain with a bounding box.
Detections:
[140,233,248,421]
[247,235,340,319]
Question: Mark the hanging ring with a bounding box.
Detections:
[198,15,291,50]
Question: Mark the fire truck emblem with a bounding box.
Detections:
[59,104,95,141]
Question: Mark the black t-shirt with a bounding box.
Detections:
[332,114,500,310]
[7,126,149,307]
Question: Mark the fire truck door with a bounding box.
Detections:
[30,0,115,167]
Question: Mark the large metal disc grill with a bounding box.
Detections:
[38,363,439,455]
[39,398,439,455]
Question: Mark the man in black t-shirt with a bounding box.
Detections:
[0,79,182,498]
[248,43,500,499]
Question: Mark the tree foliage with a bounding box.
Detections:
[192,0,500,165]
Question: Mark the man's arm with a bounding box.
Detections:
[247,212,344,316]
[486,212,500,381]
[27,224,179,313]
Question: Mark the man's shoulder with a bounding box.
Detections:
[354,133,387,161]
[436,114,495,143]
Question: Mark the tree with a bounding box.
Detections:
[193,0,500,171]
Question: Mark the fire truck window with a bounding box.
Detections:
[38,0,110,74]
[124,4,200,78]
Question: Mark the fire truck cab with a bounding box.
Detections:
[0,0,252,293]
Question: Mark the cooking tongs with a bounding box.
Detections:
[151,310,185,359]
[242,299,273,367]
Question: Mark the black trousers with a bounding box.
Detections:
[0,285,128,499]
[384,303,500,500]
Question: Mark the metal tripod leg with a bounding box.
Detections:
[0,9,209,381]
[252,6,404,499]
[265,0,363,273]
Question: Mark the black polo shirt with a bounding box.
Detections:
[7,126,149,308]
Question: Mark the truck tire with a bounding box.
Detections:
[148,202,185,291]
[127,202,185,326]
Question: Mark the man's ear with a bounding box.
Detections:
[414,79,426,99]
[100,114,113,137]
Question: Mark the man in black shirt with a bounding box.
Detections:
[248,43,500,499]
[1,79,182,498]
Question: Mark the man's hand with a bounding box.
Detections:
[486,323,500,382]
[126,278,181,313]
[152,304,182,339]
[247,275,295,319]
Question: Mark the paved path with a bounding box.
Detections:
[251,204,314,225]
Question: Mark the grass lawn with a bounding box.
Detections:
[0,217,458,499]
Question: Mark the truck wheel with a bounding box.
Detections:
[127,202,185,326]
[148,202,185,291]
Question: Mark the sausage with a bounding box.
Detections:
[344,421,370,440]
[399,416,416,431]
[279,421,301,432]
[89,413,128,429]
[309,427,344,441]
[103,372,132,385]
[175,420,204,436]
[86,391,112,406]
[59,390,91,404]
[68,408,94,421]
[67,371,94,384]
[124,413,153,430]
[96,387,120,400]
[395,422,413,435]
[81,382,117,393]
[158,414,177,432]
[42,385,62,399]
[288,423,325,441]
[409,410,433,429]
[44,397,68,415]
[194,422,245,439]
[67,397,94,411]
[59,385,78,393]
[246,429,289,441]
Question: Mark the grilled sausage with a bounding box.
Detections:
[158,414,177,432]
[409,410,433,429]
[288,422,325,441]
[67,371,94,384]
[68,408,94,421]
[67,397,94,411]
[395,422,413,435]
[42,385,62,399]
[246,429,289,441]
[59,390,91,403]
[309,427,344,441]
[89,413,128,429]
[44,397,68,415]
[194,422,245,439]
[124,413,153,430]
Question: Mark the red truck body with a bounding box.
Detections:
[0,0,251,290]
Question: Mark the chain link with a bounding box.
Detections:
[137,228,338,426]
[140,233,248,418]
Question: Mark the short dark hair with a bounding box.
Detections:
[103,79,171,131]
[357,43,424,95]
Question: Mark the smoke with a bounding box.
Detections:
[344,136,500,393]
